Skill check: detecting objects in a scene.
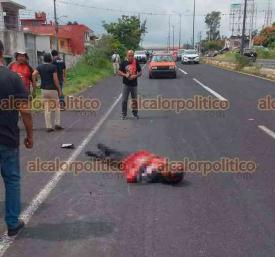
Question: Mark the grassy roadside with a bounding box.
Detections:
[35,60,113,98]
[64,60,113,96]
[32,59,113,112]
[215,49,275,61]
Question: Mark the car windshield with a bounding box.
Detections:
[135,51,146,55]
[151,55,174,62]
[184,50,198,55]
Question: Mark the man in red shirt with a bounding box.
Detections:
[86,144,184,184]
[9,51,36,96]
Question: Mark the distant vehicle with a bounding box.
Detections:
[177,49,186,61]
[172,50,178,61]
[181,49,200,64]
[232,48,257,62]
[243,49,257,62]
[148,54,177,79]
[134,50,147,63]
[219,47,229,54]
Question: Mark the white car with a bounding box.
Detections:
[181,49,200,64]
[134,51,147,63]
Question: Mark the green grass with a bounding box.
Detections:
[64,60,113,95]
[35,60,113,98]
[254,48,275,59]
[215,51,237,62]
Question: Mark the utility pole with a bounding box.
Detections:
[241,0,248,55]
[172,25,175,51]
[54,0,59,52]
[192,0,196,48]
[168,15,171,52]
[198,31,202,53]
[179,14,182,49]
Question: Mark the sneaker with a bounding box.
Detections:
[133,114,139,120]
[121,115,127,120]
[46,128,55,133]
[55,125,64,131]
[8,220,25,237]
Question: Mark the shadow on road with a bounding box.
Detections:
[19,220,114,241]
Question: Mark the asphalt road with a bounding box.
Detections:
[0,63,275,257]
[256,59,275,69]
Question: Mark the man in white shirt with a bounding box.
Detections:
[111,51,120,75]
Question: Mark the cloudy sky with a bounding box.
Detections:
[18,0,273,47]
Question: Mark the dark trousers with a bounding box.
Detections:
[0,144,21,229]
[122,84,138,116]
[86,144,127,162]
[59,81,65,108]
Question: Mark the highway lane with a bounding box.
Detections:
[178,63,275,135]
[1,64,275,257]
[256,59,275,69]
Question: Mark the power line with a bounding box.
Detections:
[58,0,216,17]
[20,4,273,20]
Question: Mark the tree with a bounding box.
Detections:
[205,11,221,41]
[201,40,224,53]
[103,15,147,50]
[84,35,126,67]
[254,25,275,47]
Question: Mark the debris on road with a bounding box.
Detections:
[61,144,75,149]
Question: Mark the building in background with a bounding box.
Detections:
[21,12,96,67]
[0,0,25,64]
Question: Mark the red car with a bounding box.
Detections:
[148,54,177,79]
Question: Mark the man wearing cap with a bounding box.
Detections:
[9,51,37,97]
[0,40,33,236]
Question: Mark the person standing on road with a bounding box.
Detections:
[51,50,66,109]
[118,50,142,120]
[8,51,37,98]
[111,51,120,75]
[0,40,33,236]
[32,53,63,132]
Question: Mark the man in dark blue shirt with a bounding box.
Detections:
[51,50,66,109]
[0,40,33,236]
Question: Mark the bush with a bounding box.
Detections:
[84,35,127,67]
[254,47,275,59]
[202,40,224,52]
[235,53,251,70]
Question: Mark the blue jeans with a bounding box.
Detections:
[0,145,20,229]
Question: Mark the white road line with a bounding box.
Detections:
[258,125,275,140]
[0,94,122,256]
[178,68,188,75]
[193,78,228,101]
